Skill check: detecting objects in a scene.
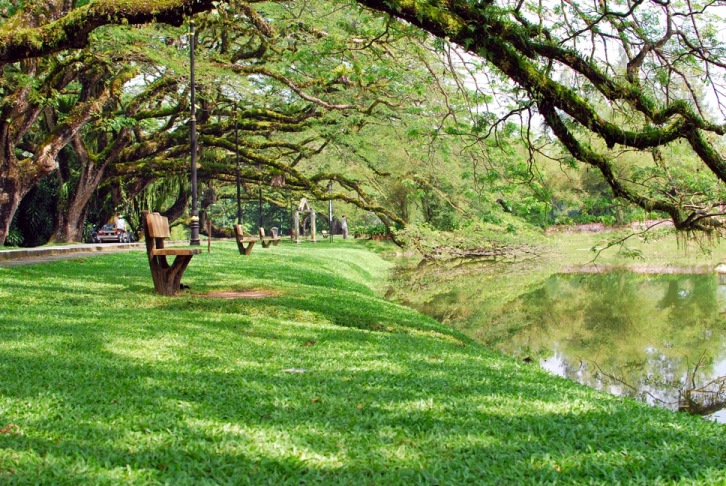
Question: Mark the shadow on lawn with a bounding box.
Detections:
[1,245,380,300]
[1,252,725,482]
[0,306,725,483]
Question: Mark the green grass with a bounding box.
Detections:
[0,239,725,484]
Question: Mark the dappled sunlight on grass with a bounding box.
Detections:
[0,242,725,482]
[105,337,188,364]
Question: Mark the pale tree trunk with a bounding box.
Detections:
[0,59,42,246]
[0,126,39,246]
[53,199,90,243]
[0,95,110,245]
[0,168,26,246]
[0,115,107,245]
[50,137,108,242]
[0,6,105,246]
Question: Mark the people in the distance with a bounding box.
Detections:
[341,215,348,239]
[115,216,127,231]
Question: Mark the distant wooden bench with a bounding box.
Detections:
[321,230,330,239]
[142,211,201,295]
[234,224,257,255]
[259,227,281,248]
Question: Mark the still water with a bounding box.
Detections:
[390,261,726,422]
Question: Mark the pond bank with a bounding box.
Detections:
[387,232,726,423]
[563,262,718,274]
[0,240,724,483]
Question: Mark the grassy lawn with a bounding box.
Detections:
[0,239,724,484]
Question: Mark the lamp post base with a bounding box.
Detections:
[190,220,201,246]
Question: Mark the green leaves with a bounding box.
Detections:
[98,115,137,133]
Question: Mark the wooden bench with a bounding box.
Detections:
[321,230,330,239]
[234,224,257,255]
[259,227,281,248]
[142,211,201,295]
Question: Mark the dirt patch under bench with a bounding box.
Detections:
[201,290,280,299]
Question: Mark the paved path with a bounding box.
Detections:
[0,242,146,266]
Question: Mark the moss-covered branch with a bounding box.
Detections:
[355,0,726,231]
[0,0,219,65]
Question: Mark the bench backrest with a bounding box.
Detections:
[234,224,245,238]
[146,212,171,238]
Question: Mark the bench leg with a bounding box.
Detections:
[237,241,255,255]
[149,255,194,295]
[260,239,273,249]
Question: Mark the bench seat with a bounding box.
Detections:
[151,248,202,256]
[234,224,257,255]
[259,227,281,248]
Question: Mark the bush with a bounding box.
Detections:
[4,228,23,247]
[395,220,547,260]
[354,224,387,238]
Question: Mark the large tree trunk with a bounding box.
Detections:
[52,196,91,243]
[0,59,42,246]
[4,103,109,245]
[56,75,183,240]
[50,137,110,243]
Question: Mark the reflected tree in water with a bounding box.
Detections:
[392,262,726,419]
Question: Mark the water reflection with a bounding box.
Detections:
[391,264,726,422]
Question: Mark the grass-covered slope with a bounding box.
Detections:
[0,241,724,484]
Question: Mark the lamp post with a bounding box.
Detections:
[328,180,333,242]
[189,19,200,246]
[258,165,263,230]
[235,110,241,225]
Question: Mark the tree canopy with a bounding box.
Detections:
[355,0,726,232]
[1,0,445,244]
[3,0,726,246]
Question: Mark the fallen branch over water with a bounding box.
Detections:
[397,223,546,261]
[680,377,726,416]
[421,242,542,261]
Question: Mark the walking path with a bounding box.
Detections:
[0,242,145,266]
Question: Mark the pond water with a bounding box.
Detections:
[389,261,726,422]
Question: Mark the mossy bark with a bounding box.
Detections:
[0,0,219,65]
[354,0,726,232]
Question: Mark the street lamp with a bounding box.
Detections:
[258,165,263,230]
[328,180,333,242]
[189,19,200,246]
[235,109,242,225]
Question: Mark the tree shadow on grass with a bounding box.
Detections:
[1,308,725,484]
[1,251,725,483]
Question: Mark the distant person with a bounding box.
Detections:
[115,215,127,231]
[115,216,129,242]
[341,215,349,239]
